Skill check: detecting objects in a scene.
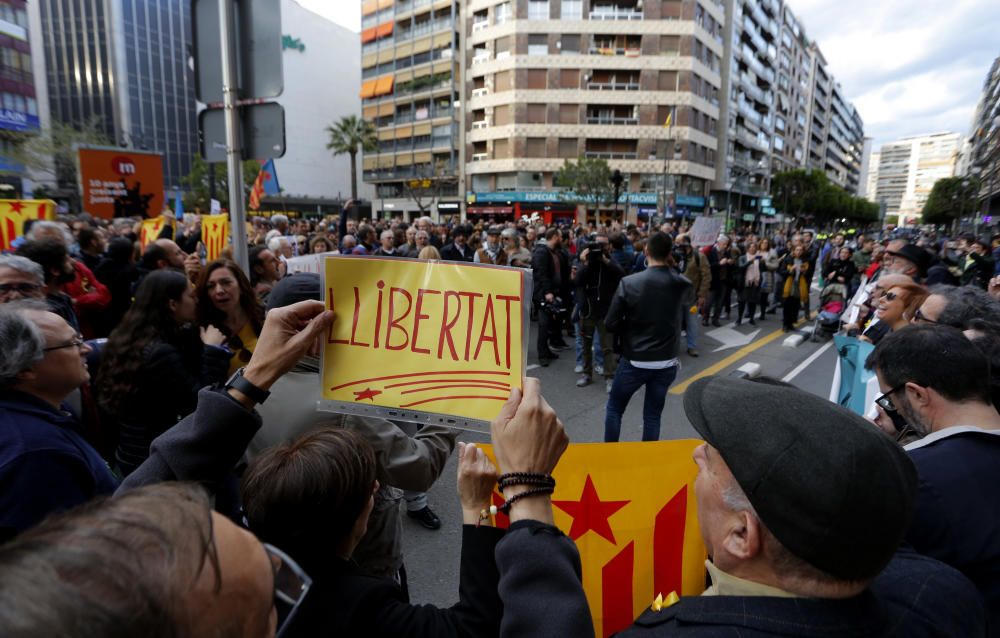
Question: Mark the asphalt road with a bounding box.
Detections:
[399,298,841,607]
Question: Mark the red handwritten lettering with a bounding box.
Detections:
[497,295,520,369]
[411,288,440,355]
[373,280,386,348]
[327,287,348,344]
[385,287,413,350]
[437,290,461,361]
[474,294,500,366]
[458,291,483,361]
[349,287,370,347]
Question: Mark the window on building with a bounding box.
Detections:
[658,71,678,91]
[528,0,549,20]
[526,137,546,156]
[495,2,512,23]
[562,0,582,19]
[559,69,579,89]
[660,35,680,55]
[494,139,510,159]
[775,117,785,131]
[774,136,784,151]
[559,103,578,124]
[494,70,513,91]
[527,69,548,89]
[495,36,510,55]
[528,35,548,56]
[526,103,547,123]
[558,138,578,158]
[494,104,512,125]
[560,34,580,55]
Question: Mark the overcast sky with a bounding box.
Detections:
[296,0,1000,151]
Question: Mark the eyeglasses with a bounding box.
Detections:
[875,384,907,412]
[881,291,899,302]
[912,307,939,324]
[0,282,42,296]
[263,543,312,638]
[43,336,86,352]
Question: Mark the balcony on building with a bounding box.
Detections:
[472,8,490,32]
[585,139,638,160]
[589,0,643,21]
[742,16,767,55]
[586,70,640,91]
[589,34,642,56]
[586,105,639,125]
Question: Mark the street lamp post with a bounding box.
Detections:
[611,169,624,223]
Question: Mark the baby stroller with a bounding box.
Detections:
[811,283,847,342]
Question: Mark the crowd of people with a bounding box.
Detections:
[0,206,999,636]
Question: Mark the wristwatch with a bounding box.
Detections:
[224,367,270,405]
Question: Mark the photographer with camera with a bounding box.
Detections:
[532,228,571,366]
[573,234,624,391]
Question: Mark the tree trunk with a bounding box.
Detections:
[349,150,358,202]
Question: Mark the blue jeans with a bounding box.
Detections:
[684,308,699,350]
[574,321,605,368]
[604,360,679,442]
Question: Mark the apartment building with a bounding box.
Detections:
[873,132,961,223]
[0,0,40,197]
[360,0,462,219]
[462,0,722,222]
[359,0,864,222]
[712,0,778,219]
[967,55,1000,218]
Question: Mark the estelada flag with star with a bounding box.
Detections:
[0,199,55,251]
[485,441,707,638]
[139,215,168,250]
[249,159,280,211]
[201,213,230,262]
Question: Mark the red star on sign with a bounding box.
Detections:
[554,475,630,544]
[7,201,24,213]
[353,387,382,402]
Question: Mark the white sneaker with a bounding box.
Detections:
[606,379,613,393]
[574,365,584,374]
[595,365,605,376]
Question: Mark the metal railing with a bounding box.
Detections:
[472,153,489,161]
[586,116,638,125]
[586,81,640,91]
[584,151,638,159]
[588,9,643,20]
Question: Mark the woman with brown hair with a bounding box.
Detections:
[241,429,504,637]
[780,243,811,331]
[196,259,265,375]
[860,280,928,345]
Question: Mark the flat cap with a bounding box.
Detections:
[266,272,320,312]
[684,376,917,581]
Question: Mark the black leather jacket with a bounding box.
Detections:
[605,266,692,361]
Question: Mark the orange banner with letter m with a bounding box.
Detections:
[0,199,56,252]
[201,214,230,262]
[485,440,707,638]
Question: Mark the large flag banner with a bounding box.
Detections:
[201,213,230,262]
[320,256,531,429]
[485,441,707,638]
[249,159,280,210]
[0,199,55,251]
[139,216,167,250]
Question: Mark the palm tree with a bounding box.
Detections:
[326,115,378,202]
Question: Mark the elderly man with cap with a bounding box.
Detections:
[475,226,508,265]
[493,376,986,637]
[883,241,929,282]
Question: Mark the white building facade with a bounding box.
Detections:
[873,132,961,224]
[277,0,374,203]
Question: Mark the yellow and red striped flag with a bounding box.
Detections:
[0,199,55,251]
[139,216,167,250]
[201,213,230,262]
[485,440,707,637]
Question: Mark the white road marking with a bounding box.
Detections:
[782,341,834,383]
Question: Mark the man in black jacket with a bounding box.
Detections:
[604,232,691,442]
[532,228,571,365]
[573,233,623,390]
[440,226,475,262]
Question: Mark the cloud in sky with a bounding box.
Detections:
[295,0,1000,150]
[789,0,1000,148]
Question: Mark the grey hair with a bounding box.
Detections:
[0,300,49,388]
[0,255,44,284]
[26,221,74,248]
[270,214,289,226]
[931,284,1000,328]
[717,234,730,244]
[266,236,288,253]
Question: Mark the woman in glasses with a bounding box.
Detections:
[860,280,927,345]
[501,229,532,268]
[242,429,504,637]
[196,259,265,376]
[97,270,231,476]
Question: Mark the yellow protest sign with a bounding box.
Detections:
[484,441,708,638]
[0,199,56,251]
[139,216,167,250]
[321,256,530,427]
[201,214,229,262]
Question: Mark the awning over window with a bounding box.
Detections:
[361,26,378,43]
[375,21,394,39]
[360,79,378,99]
[373,75,395,97]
